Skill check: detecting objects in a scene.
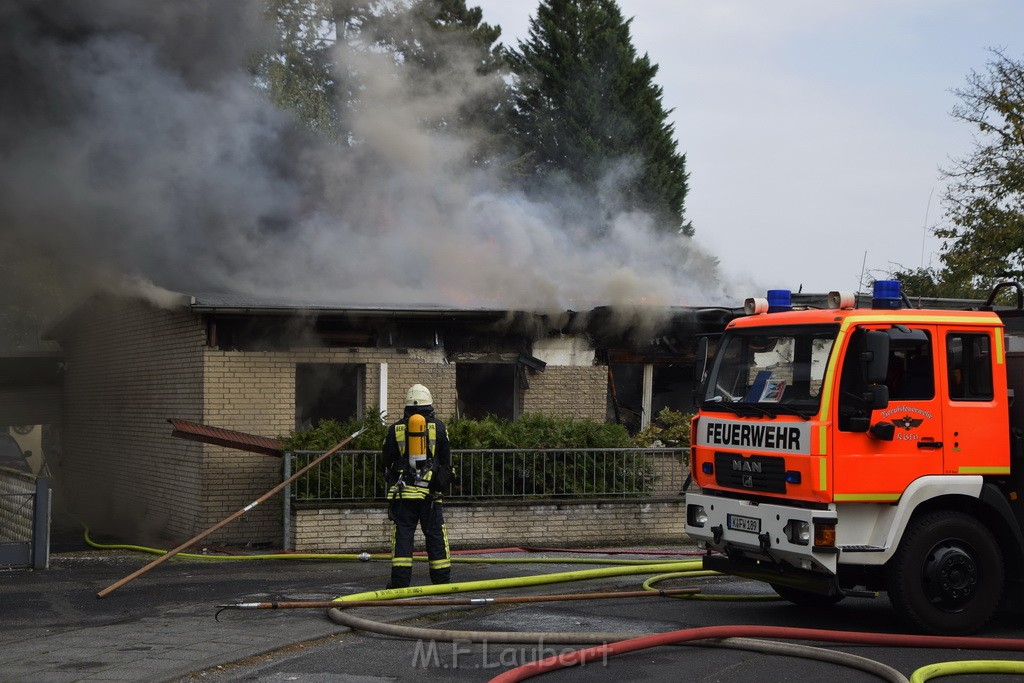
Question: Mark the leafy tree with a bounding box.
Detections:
[254,0,367,139]
[506,0,690,235]
[885,266,983,300]
[935,49,1024,291]
[255,0,506,148]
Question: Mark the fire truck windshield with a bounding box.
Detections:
[701,324,839,417]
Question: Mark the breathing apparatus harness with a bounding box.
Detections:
[387,410,442,514]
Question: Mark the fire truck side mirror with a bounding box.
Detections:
[862,330,890,384]
[864,383,890,410]
[869,421,896,441]
[694,337,710,386]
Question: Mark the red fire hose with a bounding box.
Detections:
[488,624,1024,682]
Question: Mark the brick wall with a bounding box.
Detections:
[381,347,456,421]
[60,297,206,541]
[291,499,689,553]
[522,366,606,420]
[199,346,458,544]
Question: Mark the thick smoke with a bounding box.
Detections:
[0,0,730,333]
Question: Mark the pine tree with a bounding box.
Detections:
[365,0,508,156]
[507,0,690,235]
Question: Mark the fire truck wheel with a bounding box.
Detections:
[886,510,1004,635]
[769,583,845,607]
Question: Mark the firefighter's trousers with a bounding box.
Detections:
[388,497,451,588]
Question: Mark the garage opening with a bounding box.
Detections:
[295,363,364,429]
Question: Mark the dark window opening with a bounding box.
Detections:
[652,364,697,417]
[609,363,698,435]
[295,364,364,430]
[457,363,515,420]
[209,316,374,351]
[947,333,994,401]
[608,363,643,434]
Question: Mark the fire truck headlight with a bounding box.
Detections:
[687,504,708,528]
[784,520,811,545]
[814,523,837,548]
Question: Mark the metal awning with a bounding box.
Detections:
[168,419,283,457]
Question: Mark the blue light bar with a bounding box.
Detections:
[766,289,792,313]
[872,280,902,309]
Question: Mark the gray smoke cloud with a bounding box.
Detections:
[0,0,731,335]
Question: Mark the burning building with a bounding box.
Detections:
[43,289,733,545]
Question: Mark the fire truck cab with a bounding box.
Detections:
[684,280,1024,635]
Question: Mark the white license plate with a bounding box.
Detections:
[727,514,761,534]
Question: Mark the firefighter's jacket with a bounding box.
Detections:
[382,409,452,501]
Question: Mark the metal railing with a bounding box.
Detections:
[0,469,50,569]
[285,448,690,502]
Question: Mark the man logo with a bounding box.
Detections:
[732,459,762,473]
[742,475,754,488]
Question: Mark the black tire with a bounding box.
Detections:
[886,510,1004,635]
[770,583,845,607]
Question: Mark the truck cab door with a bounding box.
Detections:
[833,325,943,500]
[940,329,1008,475]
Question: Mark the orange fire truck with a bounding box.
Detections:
[684,279,1024,635]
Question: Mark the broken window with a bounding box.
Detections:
[456,363,516,420]
[608,363,644,433]
[652,363,696,416]
[295,363,364,430]
[608,362,698,434]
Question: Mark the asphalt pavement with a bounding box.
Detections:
[4,536,1024,683]
[0,535,703,683]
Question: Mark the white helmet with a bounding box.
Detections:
[405,384,432,407]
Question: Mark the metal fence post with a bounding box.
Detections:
[282,453,292,552]
[32,476,50,570]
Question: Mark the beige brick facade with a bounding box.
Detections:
[56,296,621,546]
[522,366,606,419]
[60,297,207,542]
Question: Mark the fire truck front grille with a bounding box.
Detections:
[713,452,787,493]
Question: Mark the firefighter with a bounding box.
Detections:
[381,384,452,588]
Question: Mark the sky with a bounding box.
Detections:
[473,0,1024,296]
[4,0,1024,340]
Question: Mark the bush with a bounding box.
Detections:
[280,413,387,452]
[633,408,693,449]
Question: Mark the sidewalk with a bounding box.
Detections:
[1,541,680,682]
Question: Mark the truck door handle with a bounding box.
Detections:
[917,441,943,449]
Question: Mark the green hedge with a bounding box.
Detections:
[279,412,636,452]
[281,412,659,500]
